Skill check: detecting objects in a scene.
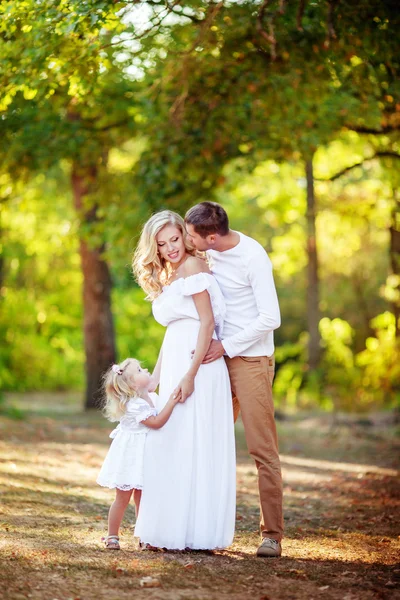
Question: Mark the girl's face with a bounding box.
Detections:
[126,360,151,391]
[156,224,186,267]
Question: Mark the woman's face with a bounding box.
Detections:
[156,224,186,266]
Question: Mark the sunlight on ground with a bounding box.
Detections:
[0,410,399,600]
[280,455,398,477]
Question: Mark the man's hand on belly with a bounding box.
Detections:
[191,339,225,364]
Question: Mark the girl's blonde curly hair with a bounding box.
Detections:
[132,210,195,300]
[102,358,138,422]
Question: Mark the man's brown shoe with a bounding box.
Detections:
[256,538,282,557]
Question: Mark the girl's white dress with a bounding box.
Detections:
[134,272,236,550]
[97,396,157,490]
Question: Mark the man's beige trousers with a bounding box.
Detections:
[225,355,284,541]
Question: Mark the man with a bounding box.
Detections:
[185,201,283,558]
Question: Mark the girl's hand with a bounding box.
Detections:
[178,374,195,403]
[170,388,182,404]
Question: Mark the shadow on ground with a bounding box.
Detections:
[0,393,399,600]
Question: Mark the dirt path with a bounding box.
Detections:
[0,396,399,600]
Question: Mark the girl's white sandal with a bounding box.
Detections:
[102,535,120,550]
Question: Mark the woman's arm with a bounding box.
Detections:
[167,256,214,402]
[179,290,215,402]
[141,390,180,429]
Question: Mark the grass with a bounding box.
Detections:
[0,393,399,600]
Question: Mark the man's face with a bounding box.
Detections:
[185,223,214,251]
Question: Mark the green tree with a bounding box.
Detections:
[0,0,143,407]
[129,0,399,372]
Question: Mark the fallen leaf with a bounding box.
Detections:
[139,576,161,588]
[289,569,308,580]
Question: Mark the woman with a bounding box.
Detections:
[132,210,236,550]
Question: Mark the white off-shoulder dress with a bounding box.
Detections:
[134,272,236,550]
[97,396,158,491]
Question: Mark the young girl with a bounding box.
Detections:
[97,357,181,550]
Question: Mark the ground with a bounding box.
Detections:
[0,392,399,600]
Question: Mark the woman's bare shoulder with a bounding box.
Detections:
[182,254,211,277]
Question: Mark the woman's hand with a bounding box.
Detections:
[177,374,195,403]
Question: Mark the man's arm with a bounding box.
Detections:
[221,249,280,358]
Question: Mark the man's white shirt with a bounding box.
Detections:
[207,232,281,358]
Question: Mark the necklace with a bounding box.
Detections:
[165,254,189,285]
[165,269,180,286]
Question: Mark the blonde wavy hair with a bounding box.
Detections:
[132,210,195,300]
[102,358,139,422]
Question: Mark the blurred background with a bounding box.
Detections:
[1,0,399,415]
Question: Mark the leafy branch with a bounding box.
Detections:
[315,151,400,181]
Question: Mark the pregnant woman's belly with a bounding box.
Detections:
[157,318,219,409]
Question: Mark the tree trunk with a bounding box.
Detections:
[71,163,116,410]
[389,188,400,338]
[352,274,374,345]
[305,157,322,369]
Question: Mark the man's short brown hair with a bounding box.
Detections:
[185,202,229,238]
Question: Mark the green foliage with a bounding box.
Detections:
[113,287,165,368]
[0,170,84,391]
[0,391,24,420]
[0,0,142,183]
[319,312,400,411]
[0,0,122,109]
[1,134,398,411]
[0,166,164,393]
[273,314,400,412]
[356,312,400,408]
[131,0,400,205]
[273,335,308,408]
[1,0,399,412]
[319,317,359,410]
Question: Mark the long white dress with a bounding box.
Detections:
[134,272,236,550]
